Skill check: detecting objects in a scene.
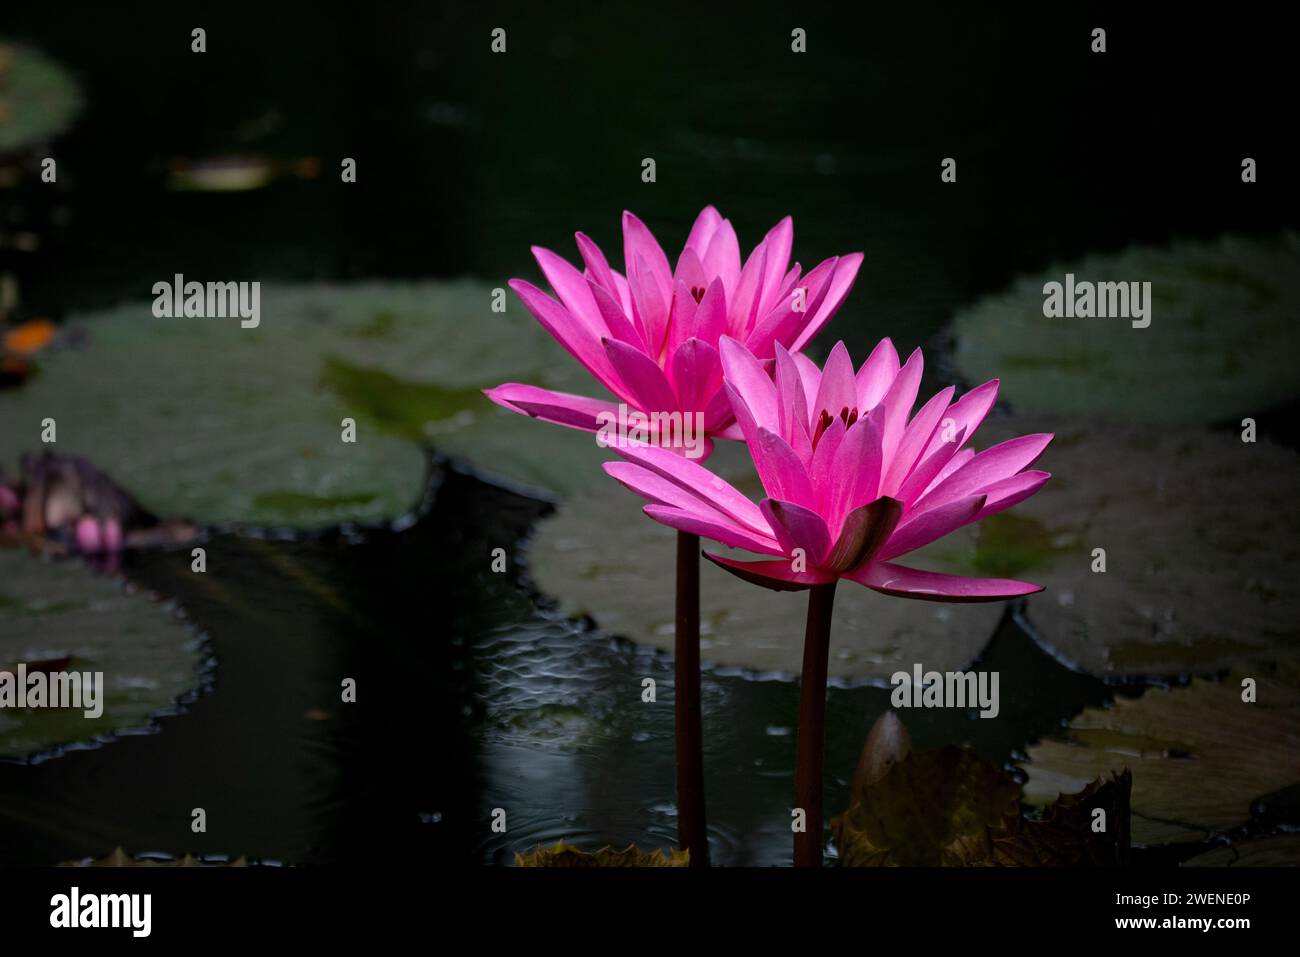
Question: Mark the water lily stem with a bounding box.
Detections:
[795,580,838,867]
[675,530,709,866]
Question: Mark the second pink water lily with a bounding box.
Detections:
[606,337,1053,600]
[486,206,863,457]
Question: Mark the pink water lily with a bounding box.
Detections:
[485,206,863,458]
[605,336,1053,601]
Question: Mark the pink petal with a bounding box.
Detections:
[701,219,741,301]
[589,279,647,352]
[613,443,769,533]
[849,561,1044,602]
[755,427,816,508]
[812,340,857,418]
[75,515,102,553]
[673,246,709,293]
[881,386,954,496]
[824,496,903,573]
[704,552,837,591]
[692,276,730,346]
[603,338,679,412]
[730,242,768,337]
[973,470,1051,522]
[916,433,1054,513]
[484,383,621,433]
[761,499,832,565]
[808,415,845,509]
[855,337,901,412]
[719,336,779,431]
[575,231,618,298]
[533,246,605,339]
[645,504,784,554]
[745,256,837,359]
[827,413,884,527]
[756,216,794,317]
[509,280,625,396]
[685,206,724,257]
[669,337,722,412]
[923,379,998,460]
[790,252,864,352]
[628,252,669,358]
[879,494,986,562]
[622,211,673,306]
[878,347,924,468]
[774,344,811,452]
[894,425,968,507]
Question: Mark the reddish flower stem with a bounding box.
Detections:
[675,531,709,866]
[794,581,838,867]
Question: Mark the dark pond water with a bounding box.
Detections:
[0,4,1294,865]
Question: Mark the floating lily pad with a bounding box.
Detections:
[0,550,204,759]
[526,467,1004,681]
[0,42,82,154]
[514,841,688,867]
[950,234,1300,424]
[1019,678,1300,845]
[939,417,1300,678]
[0,282,607,529]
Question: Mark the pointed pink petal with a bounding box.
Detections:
[692,276,730,346]
[731,242,769,338]
[669,337,722,412]
[645,504,784,554]
[790,252,864,352]
[628,252,669,358]
[602,337,679,414]
[879,494,986,562]
[849,561,1044,602]
[622,211,673,304]
[612,442,769,533]
[828,413,884,528]
[973,470,1051,522]
[719,336,779,431]
[855,337,901,412]
[701,218,741,301]
[685,206,724,257]
[808,415,845,510]
[916,433,1054,513]
[704,552,837,591]
[509,279,624,396]
[756,216,794,317]
[761,499,831,565]
[774,344,812,456]
[881,386,955,496]
[895,425,968,507]
[824,496,903,573]
[923,379,999,459]
[878,347,924,467]
[756,427,816,508]
[576,231,618,298]
[485,383,620,433]
[588,279,646,352]
[745,256,837,359]
[533,246,605,339]
[673,245,708,293]
[812,341,857,418]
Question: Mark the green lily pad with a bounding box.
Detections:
[526,462,1004,681]
[1019,678,1300,845]
[949,233,1300,424]
[0,42,82,154]
[0,550,204,759]
[0,282,607,529]
[944,417,1300,678]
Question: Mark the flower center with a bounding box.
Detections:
[811,406,858,448]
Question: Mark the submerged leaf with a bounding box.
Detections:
[0,42,82,153]
[514,841,689,867]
